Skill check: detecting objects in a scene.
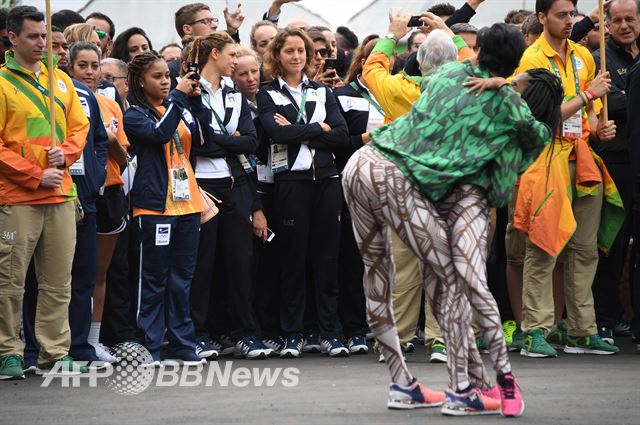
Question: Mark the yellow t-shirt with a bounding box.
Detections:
[513,33,602,142]
[133,106,203,217]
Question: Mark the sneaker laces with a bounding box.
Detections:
[498,374,516,399]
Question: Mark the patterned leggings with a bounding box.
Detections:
[342,145,511,391]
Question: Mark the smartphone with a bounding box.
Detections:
[226,0,240,14]
[265,227,275,243]
[187,62,200,80]
[323,58,337,73]
[408,16,424,27]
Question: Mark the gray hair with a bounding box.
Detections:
[450,23,478,34]
[606,0,640,21]
[417,29,458,77]
[100,57,128,75]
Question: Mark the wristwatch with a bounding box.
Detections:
[385,32,399,43]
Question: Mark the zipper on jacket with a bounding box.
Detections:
[230,175,235,190]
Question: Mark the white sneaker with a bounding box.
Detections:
[92,343,118,363]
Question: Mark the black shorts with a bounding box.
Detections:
[96,185,128,235]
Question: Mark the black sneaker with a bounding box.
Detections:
[598,326,614,345]
[302,333,321,353]
[614,320,631,336]
[211,335,235,357]
[281,334,303,358]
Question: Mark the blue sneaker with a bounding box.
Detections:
[195,337,218,359]
[387,378,446,409]
[164,350,206,366]
[302,333,321,353]
[347,336,368,354]
[211,335,235,357]
[441,387,501,416]
[281,334,304,358]
[320,338,349,357]
[234,336,272,359]
[262,336,285,355]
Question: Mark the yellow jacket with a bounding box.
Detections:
[362,36,475,122]
[0,52,88,205]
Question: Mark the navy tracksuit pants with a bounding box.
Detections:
[23,212,99,366]
[135,213,199,360]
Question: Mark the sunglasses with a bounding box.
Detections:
[95,29,107,40]
[315,48,329,58]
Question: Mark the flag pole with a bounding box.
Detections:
[598,0,608,122]
[45,0,56,148]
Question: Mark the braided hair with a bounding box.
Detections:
[127,51,165,120]
[520,68,563,135]
[519,68,564,188]
[186,31,235,72]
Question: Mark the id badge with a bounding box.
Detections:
[170,167,191,201]
[69,153,85,175]
[562,110,582,139]
[237,154,254,174]
[271,143,288,174]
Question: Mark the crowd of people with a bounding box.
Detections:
[0,0,639,418]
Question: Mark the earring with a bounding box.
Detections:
[141,84,144,87]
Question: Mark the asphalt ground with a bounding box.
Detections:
[1,338,639,425]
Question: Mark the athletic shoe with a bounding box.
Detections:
[302,333,321,353]
[402,341,415,353]
[614,320,631,336]
[633,334,640,352]
[475,336,489,354]
[503,320,517,345]
[23,364,37,375]
[387,378,446,409]
[262,336,285,355]
[211,336,235,357]
[195,337,218,360]
[598,326,614,345]
[441,387,501,416]
[37,355,87,375]
[482,385,501,402]
[564,334,619,355]
[320,338,349,357]
[497,373,524,417]
[509,326,524,352]
[429,341,447,363]
[520,328,557,358]
[234,336,273,359]
[0,354,25,380]
[347,336,368,354]
[546,321,568,349]
[281,334,303,358]
[414,329,425,344]
[92,342,118,363]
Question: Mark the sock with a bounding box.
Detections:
[456,381,471,394]
[88,322,101,345]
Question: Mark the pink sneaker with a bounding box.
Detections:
[482,385,501,403]
[497,373,524,417]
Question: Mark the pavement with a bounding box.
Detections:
[2,338,639,425]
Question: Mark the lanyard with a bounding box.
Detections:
[349,81,385,116]
[549,52,580,97]
[169,130,186,165]
[294,88,308,124]
[202,92,229,136]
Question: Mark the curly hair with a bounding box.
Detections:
[262,27,316,79]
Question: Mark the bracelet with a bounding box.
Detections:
[585,88,597,100]
[577,92,587,107]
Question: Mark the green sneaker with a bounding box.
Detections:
[37,355,87,375]
[521,328,557,358]
[0,354,25,380]
[475,336,489,354]
[564,334,620,355]
[509,325,524,352]
[546,324,568,349]
[502,320,517,345]
[429,341,447,363]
